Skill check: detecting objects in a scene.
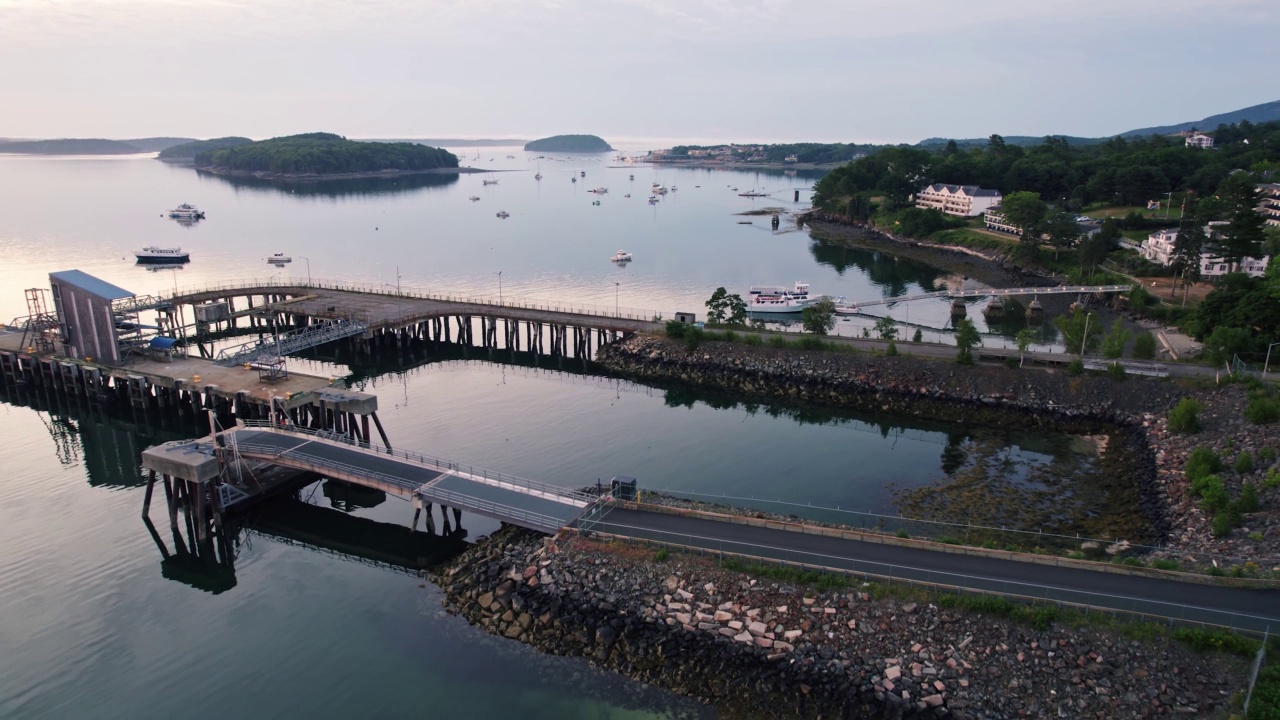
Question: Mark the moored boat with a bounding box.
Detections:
[496,210,510,218]
[610,249,633,263]
[168,203,205,220]
[267,253,292,264]
[135,246,190,264]
[748,282,813,313]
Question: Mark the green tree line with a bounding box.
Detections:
[197,133,459,174]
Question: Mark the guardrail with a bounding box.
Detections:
[163,277,665,324]
[238,421,596,504]
[581,518,1279,634]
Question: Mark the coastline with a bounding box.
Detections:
[183,164,490,180]
[647,159,843,171]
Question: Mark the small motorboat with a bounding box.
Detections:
[534,173,543,180]
[592,200,601,206]
[610,249,633,263]
[739,191,769,197]
[571,177,577,183]
[482,179,499,185]
[496,211,510,219]
[469,195,480,201]
[589,187,608,194]
[267,253,292,263]
[136,246,190,264]
[624,193,631,198]
[168,203,205,220]
[648,196,659,204]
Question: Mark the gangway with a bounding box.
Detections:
[833,284,1133,314]
[214,319,367,367]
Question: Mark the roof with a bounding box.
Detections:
[921,183,1002,197]
[49,270,134,301]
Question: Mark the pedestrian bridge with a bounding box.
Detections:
[226,423,597,533]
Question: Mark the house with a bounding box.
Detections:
[1185,132,1214,149]
[915,184,1002,217]
[1258,183,1280,227]
[984,207,1021,234]
[784,154,798,163]
[1141,226,1271,278]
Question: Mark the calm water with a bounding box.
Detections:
[0,153,1096,718]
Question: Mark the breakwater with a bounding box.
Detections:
[436,527,1245,719]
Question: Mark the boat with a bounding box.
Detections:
[496,211,510,218]
[571,177,577,183]
[589,187,608,194]
[469,195,481,201]
[629,174,635,180]
[648,196,659,204]
[135,246,190,264]
[592,200,601,206]
[168,203,205,220]
[580,171,586,177]
[739,191,769,197]
[748,282,813,313]
[534,173,543,180]
[737,220,752,225]
[610,249,633,263]
[267,253,292,263]
[624,194,631,198]
[506,155,515,159]
[482,179,499,185]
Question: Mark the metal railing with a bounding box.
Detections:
[583,518,1279,634]
[162,277,664,324]
[237,422,596,504]
[213,319,368,366]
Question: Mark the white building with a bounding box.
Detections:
[1185,132,1214,149]
[1258,183,1280,227]
[915,184,1003,217]
[984,207,1020,234]
[1142,227,1271,278]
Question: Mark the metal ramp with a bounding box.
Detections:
[214,319,367,367]
[227,424,596,534]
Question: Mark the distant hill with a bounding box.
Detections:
[1118,99,1280,138]
[158,136,253,161]
[125,137,200,153]
[915,98,1280,148]
[0,137,193,155]
[523,134,613,153]
[196,132,459,175]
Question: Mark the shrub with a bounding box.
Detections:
[1268,468,1280,489]
[912,328,923,343]
[743,334,762,346]
[1067,359,1084,376]
[769,335,787,348]
[895,528,910,539]
[1107,361,1126,380]
[956,347,974,365]
[1167,398,1202,433]
[664,319,688,338]
[1211,509,1240,537]
[886,340,899,357]
[1261,447,1276,463]
[1246,395,1280,424]
[1239,483,1260,513]
[1235,451,1255,475]
[654,548,669,562]
[1185,447,1222,482]
[1151,559,1180,571]
[1132,331,1157,360]
[1249,531,1265,542]
[1172,628,1259,657]
[721,330,737,343]
[1195,475,1229,512]
[1005,357,1019,369]
[684,327,704,349]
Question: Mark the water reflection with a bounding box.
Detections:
[809,237,950,295]
[195,168,461,199]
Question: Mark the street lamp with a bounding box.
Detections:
[1265,341,1280,377]
[614,282,620,316]
[495,270,503,304]
[298,255,312,284]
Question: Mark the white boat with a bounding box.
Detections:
[648,196,659,204]
[135,246,190,264]
[267,253,292,263]
[610,249,633,263]
[482,179,499,185]
[496,211,510,218]
[748,282,813,313]
[168,203,205,220]
[739,191,769,197]
[469,195,481,201]
[589,187,608,194]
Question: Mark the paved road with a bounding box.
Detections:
[588,507,1280,633]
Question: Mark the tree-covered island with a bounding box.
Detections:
[157,136,253,162]
[194,132,459,176]
[523,134,613,152]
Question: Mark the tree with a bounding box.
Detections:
[954,317,981,364]
[1100,319,1132,359]
[1077,233,1110,277]
[1222,178,1266,270]
[1133,332,1157,359]
[1015,328,1037,367]
[1171,220,1206,296]
[1000,191,1048,247]
[705,287,728,324]
[802,298,836,335]
[725,293,748,326]
[874,315,898,341]
[1054,308,1098,355]
[1042,209,1080,260]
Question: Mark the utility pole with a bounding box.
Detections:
[614,282,620,316]
[1080,312,1092,356]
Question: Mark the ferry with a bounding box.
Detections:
[135,246,190,264]
[168,203,205,220]
[748,282,813,313]
[267,253,292,264]
[610,249,633,263]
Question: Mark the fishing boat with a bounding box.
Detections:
[135,246,190,264]
[496,211,510,219]
[267,253,292,263]
[747,282,813,313]
[610,249,633,263]
[168,203,205,220]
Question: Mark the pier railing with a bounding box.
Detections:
[237,421,596,505]
[165,277,664,324]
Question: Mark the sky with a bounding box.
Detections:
[1,0,1277,146]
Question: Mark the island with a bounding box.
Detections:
[522,134,613,153]
[193,132,460,178]
[0,137,194,155]
[157,136,253,162]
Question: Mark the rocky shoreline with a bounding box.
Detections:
[435,527,1247,718]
